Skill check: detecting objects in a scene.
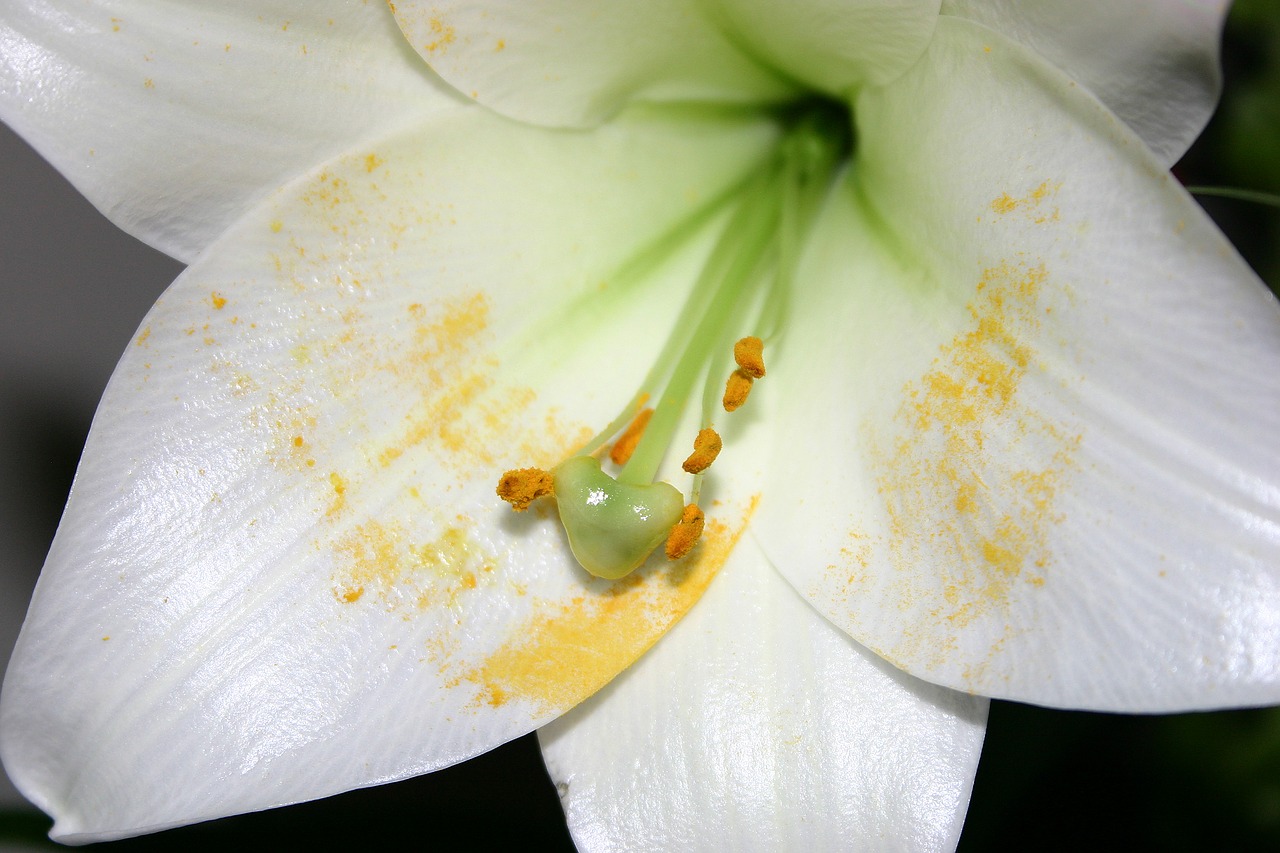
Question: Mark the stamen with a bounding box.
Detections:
[682,428,722,474]
[494,101,851,580]
[609,408,654,466]
[723,369,754,412]
[665,504,705,560]
[733,336,765,379]
[497,467,554,511]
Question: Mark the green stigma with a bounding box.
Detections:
[495,99,851,579]
[551,456,684,580]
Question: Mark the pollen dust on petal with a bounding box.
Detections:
[856,259,1078,674]
[986,180,1062,224]
[422,15,456,54]
[461,495,759,716]
[331,519,497,610]
[373,295,533,471]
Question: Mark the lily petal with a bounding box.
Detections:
[388,0,798,128]
[757,17,1280,712]
[703,0,941,94]
[0,1,454,262]
[941,0,1227,166]
[539,539,987,853]
[0,102,776,841]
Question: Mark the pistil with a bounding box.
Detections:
[496,102,851,578]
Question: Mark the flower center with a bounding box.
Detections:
[498,99,851,578]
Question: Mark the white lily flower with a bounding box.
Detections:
[2,1,1278,849]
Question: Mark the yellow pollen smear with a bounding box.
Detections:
[665,503,705,560]
[463,496,757,714]
[733,335,765,379]
[682,427,722,474]
[723,369,754,412]
[609,407,654,466]
[496,467,554,511]
[850,259,1079,680]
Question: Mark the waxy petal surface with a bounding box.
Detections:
[942,0,1227,166]
[389,0,795,128]
[704,0,940,95]
[540,540,987,853]
[0,1,454,261]
[0,103,777,841]
[758,17,1280,712]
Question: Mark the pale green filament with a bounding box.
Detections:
[618,167,783,486]
[538,104,851,579]
[576,168,778,458]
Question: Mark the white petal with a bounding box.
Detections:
[388,0,796,128]
[0,1,455,262]
[539,540,987,853]
[756,17,1280,712]
[0,103,777,841]
[940,0,1227,166]
[705,0,940,94]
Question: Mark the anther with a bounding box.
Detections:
[496,467,554,511]
[682,428,723,474]
[723,369,753,412]
[665,503,705,560]
[733,336,765,379]
[609,407,654,466]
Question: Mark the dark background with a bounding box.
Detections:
[2,2,1279,849]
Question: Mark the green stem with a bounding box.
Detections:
[1187,186,1280,208]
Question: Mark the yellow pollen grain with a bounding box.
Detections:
[733,335,765,379]
[665,503,705,560]
[135,326,151,346]
[327,471,348,517]
[682,428,722,474]
[463,496,758,714]
[723,369,753,412]
[990,193,1018,215]
[609,407,653,466]
[424,16,456,53]
[989,180,1060,220]
[497,467,554,511]
[211,291,228,310]
[269,219,283,233]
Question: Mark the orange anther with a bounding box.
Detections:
[733,335,765,379]
[682,428,723,474]
[496,467,554,511]
[609,407,654,465]
[723,369,753,412]
[665,504,705,560]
